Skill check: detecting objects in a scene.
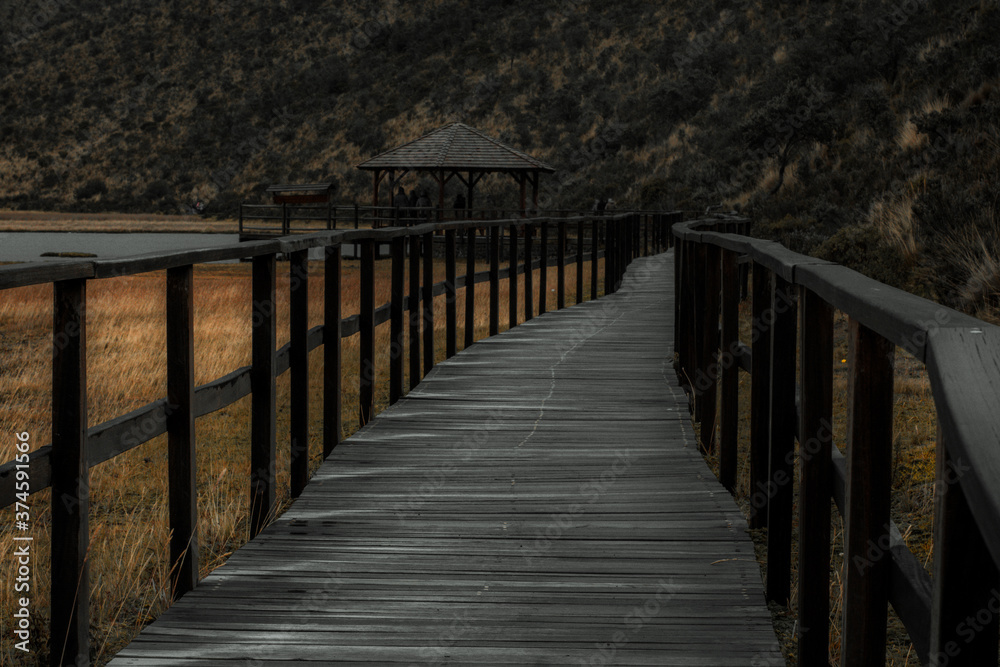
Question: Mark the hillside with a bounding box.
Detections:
[1,0,999,317]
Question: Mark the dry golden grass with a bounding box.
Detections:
[698,288,939,666]
[0,255,603,665]
[0,211,239,234]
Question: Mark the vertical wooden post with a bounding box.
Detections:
[390,237,405,404]
[605,221,615,295]
[524,224,534,321]
[930,432,1000,665]
[748,263,772,529]
[324,245,342,457]
[50,278,89,667]
[250,253,277,537]
[698,244,720,454]
[591,220,599,299]
[690,244,707,422]
[673,238,683,365]
[576,220,584,304]
[489,224,500,336]
[718,250,738,491]
[422,231,434,374]
[644,215,649,257]
[359,239,375,425]
[840,319,895,666]
[289,250,309,498]
[445,229,457,358]
[539,221,548,315]
[766,274,797,605]
[465,228,475,348]
[557,219,566,309]
[409,234,421,390]
[508,223,518,329]
[797,287,833,665]
[166,264,198,596]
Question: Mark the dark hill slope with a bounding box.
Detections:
[2,0,999,316]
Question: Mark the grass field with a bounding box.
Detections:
[0,211,239,234]
[0,255,603,665]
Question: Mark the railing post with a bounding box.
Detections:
[606,220,616,294]
[797,286,834,664]
[359,239,375,425]
[445,229,457,358]
[644,214,649,257]
[748,262,773,529]
[591,219,599,299]
[390,236,405,404]
[539,220,548,315]
[930,431,1000,665]
[690,243,707,422]
[673,234,682,364]
[766,273,797,605]
[465,228,475,348]
[557,218,566,309]
[698,244,720,454]
[509,223,518,329]
[576,219,584,304]
[524,223,534,321]
[166,264,198,597]
[324,245,342,457]
[289,250,309,498]
[409,234,421,390]
[250,253,277,537]
[489,224,500,335]
[422,230,434,374]
[50,277,89,667]
[718,250,739,491]
[840,319,895,665]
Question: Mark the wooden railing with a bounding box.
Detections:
[238,202,683,234]
[674,215,1000,666]
[0,211,681,666]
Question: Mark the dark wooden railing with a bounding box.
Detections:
[0,211,681,667]
[675,215,1000,666]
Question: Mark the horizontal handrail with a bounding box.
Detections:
[674,215,1000,665]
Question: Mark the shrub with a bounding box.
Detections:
[816,223,912,289]
[74,178,107,200]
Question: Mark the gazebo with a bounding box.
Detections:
[356,122,556,219]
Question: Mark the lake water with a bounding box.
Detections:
[0,232,366,263]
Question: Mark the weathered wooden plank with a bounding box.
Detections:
[167,264,199,596]
[50,277,90,667]
[250,254,277,537]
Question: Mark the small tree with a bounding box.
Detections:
[740,77,838,195]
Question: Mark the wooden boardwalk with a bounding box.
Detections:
[110,252,783,666]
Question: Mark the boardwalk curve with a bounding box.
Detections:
[110,252,782,666]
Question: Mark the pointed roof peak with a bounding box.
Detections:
[357,122,555,172]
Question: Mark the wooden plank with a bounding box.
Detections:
[489,225,500,335]
[557,219,566,309]
[539,221,548,316]
[930,432,999,665]
[765,273,796,605]
[508,224,518,330]
[796,287,832,663]
[289,251,309,498]
[524,224,534,322]
[465,228,476,349]
[324,246,342,458]
[166,265,198,596]
[422,232,434,375]
[718,250,739,492]
[840,318,894,665]
[591,220,599,300]
[409,234,421,390]
[748,263,772,529]
[360,240,375,425]
[50,277,89,667]
[576,220,584,304]
[445,229,457,358]
[250,254,277,537]
[698,244,720,454]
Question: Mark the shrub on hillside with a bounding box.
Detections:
[816,223,912,289]
[74,178,108,200]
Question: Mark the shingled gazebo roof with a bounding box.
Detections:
[356,122,556,223]
[357,122,556,173]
